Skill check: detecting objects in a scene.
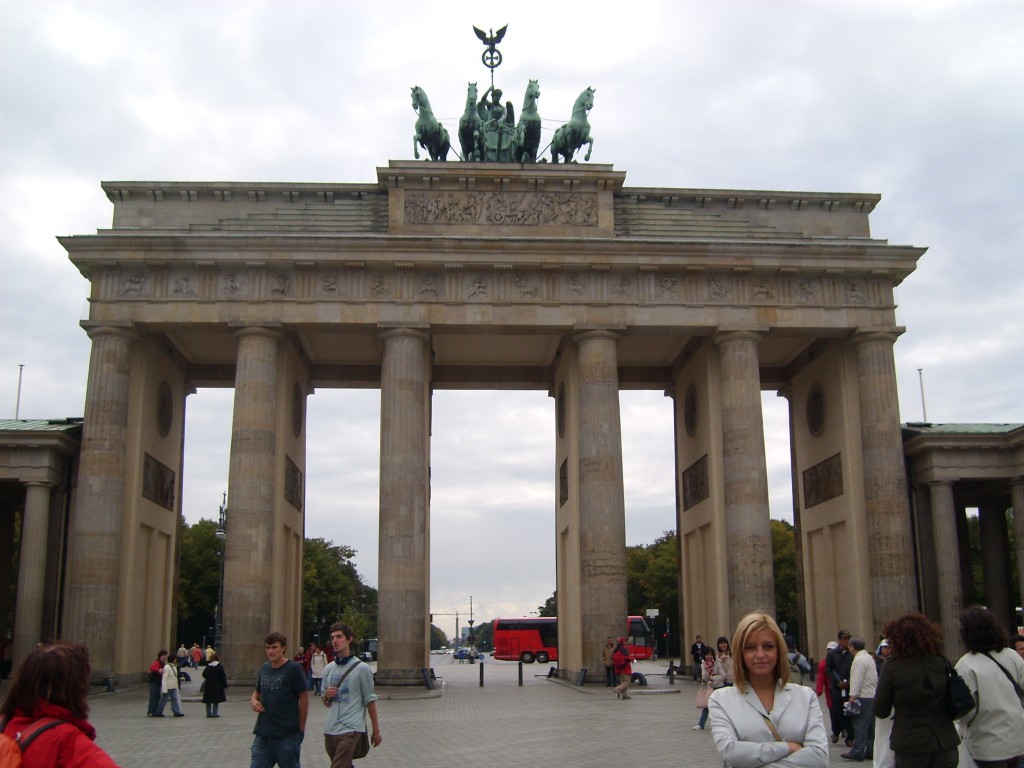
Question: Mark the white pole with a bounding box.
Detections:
[15,364,24,419]
[917,368,928,422]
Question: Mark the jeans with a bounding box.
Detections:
[205,701,220,716]
[251,733,304,768]
[697,707,709,728]
[157,689,183,716]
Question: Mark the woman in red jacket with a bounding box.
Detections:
[0,642,119,768]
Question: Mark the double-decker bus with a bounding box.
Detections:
[492,615,653,663]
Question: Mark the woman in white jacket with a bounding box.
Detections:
[157,659,185,717]
[709,612,828,767]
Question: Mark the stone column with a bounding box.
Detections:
[927,481,964,658]
[222,327,281,680]
[852,331,916,630]
[714,331,774,625]
[64,325,135,680]
[12,481,54,666]
[978,502,1013,632]
[376,328,431,686]
[1014,480,1024,623]
[574,331,629,673]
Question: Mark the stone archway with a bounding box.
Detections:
[58,161,926,683]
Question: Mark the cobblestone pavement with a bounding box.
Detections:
[62,659,857,767]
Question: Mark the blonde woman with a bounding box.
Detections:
[709,612,828,767]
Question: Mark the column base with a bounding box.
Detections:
[373,668,432,687]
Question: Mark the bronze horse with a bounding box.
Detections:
[513,79,541,163]
[458,82,482,161]
[411,85,450,161]
[551,87,594,164]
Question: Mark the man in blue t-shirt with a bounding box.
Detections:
[321,623,382,766]
[250,631,309,768]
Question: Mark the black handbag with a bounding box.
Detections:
[945,657,975,720]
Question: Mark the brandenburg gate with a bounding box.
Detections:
[55,158,924,684]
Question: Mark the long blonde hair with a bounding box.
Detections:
[731,612,790,692]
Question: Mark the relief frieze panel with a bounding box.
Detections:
[403,190,598,227]
[103,267,892,314]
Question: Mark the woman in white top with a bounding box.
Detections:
[955,605,1024,768]
[709,612,828,767]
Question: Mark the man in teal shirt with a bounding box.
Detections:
[321,623,382,767]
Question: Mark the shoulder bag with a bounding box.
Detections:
[324,659,372,759]
[982,651,1024,708]
[945,657,975,720]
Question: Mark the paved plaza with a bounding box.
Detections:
[20,657,866,767]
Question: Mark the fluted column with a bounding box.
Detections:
[852,331,916,629]
[978,502,1013,632]
[376,328,431,686]
[714,331,774,625]
[12,481,54,666]
[574,330,628,673]
[1014,481,1024,622]
[223,327,281,680]
[928,481,964,658]
[64,325,135,680]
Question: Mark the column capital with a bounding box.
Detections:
[378,326,430,343]
[572,329,621,344]
[81,323,137,342]
[23,480,56,489]
[850,328,906,346]
[925,478,955,488]
[233,325,284,342]
[712,328,764,347]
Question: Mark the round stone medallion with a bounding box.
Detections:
[807,383,825,437]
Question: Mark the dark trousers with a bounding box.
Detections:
[848,697,874,757]
[829,697,850,739]
[894,747,959,768]
[147,680,161,715]
[604,665,615,686]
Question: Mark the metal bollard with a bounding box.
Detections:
[479,661,484,687]
[518,661,524,686]
[668,664,675,685]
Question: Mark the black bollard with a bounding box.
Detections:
[668,664,675,685]
[479,661,485,687]
[518,660,524,686]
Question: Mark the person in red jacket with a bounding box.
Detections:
[0,641,120,767]
[611,637,635,700]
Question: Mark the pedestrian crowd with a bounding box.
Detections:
[690,604,1024,768]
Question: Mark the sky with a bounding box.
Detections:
[1,0,1022,642]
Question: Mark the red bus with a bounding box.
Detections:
[492,615,653,663]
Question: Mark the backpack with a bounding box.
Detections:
[0,717,67,767]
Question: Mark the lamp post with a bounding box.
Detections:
[214,492,227,650]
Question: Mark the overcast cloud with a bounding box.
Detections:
[1,1,1021,640]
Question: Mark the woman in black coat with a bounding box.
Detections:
[874,613,960,768]
[201,652,228,718]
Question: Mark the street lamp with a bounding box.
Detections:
[214,492,227,650]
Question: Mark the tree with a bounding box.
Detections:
[176,517,221,644]
[303,538,377,646]
[429,624,449,650]
[626,531,680,657]
[538,591,557,617]
[771,519,799,637]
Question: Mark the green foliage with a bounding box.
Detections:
[429,624,449,650]
[302,538,377,646]
[538,591,557,617]
[626,531,680,657]
[472,620,493,650]
[175,522,377,649]
[770,519,799,636]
